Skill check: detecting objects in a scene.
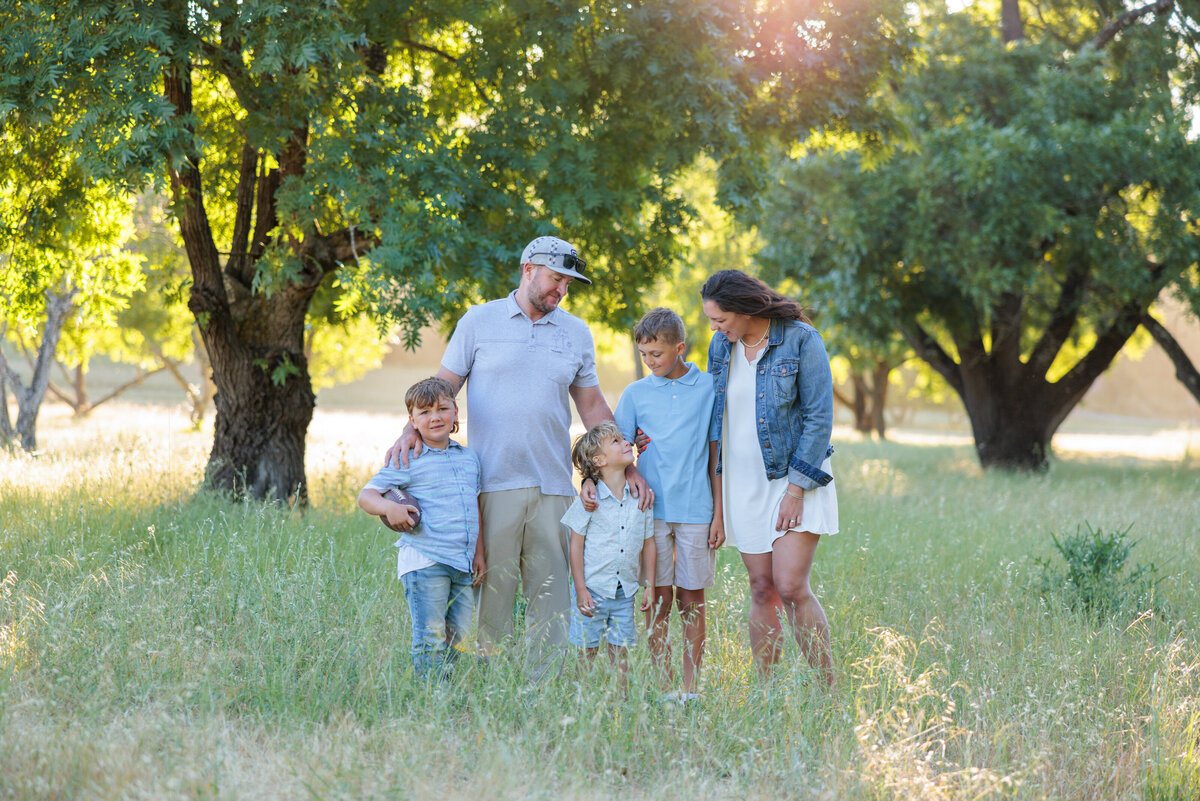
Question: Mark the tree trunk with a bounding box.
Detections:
[958,366,1056,470]
[1001,0,1024,43]
[868,360,889,439]
[0,289,78,452]
[904,284,1150,472]
[850,374,871,433]
[204,299,315,504]
[0,368,14,448]
[163,62,352,504]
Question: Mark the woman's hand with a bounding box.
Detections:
[776,485,804,532]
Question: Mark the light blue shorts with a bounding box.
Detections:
[569,583,637,648]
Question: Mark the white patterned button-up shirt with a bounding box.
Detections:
[561,481,654,599]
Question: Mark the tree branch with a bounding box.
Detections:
[989,291,1024,366]
[901,322,964,395]
[305,226,380,279]
[1027,260,1088,379]
[84,366,168,413]
[226,140,258,288]
[1142,312,1200,407]
[1086,0,1174,51]
[1050,297,1158,420]
[164,62,233,348]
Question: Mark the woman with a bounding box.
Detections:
[702,269,837,684]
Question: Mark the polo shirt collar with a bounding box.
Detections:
[648,362,701,387]
[505,290,560,325]
[596,480,631,501]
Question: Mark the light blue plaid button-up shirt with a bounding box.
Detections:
[363,441,481,573]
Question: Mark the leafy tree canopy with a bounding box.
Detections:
[754,1,1200,469]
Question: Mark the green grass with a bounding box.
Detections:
[2,407,1199,799]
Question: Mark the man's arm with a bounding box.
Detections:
[385,366,465,468]
[569,384,654,511]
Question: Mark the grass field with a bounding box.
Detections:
[2,404,1199,800]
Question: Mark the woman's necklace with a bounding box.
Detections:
[743,322,769,349]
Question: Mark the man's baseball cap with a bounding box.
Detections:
[520,235,591,285]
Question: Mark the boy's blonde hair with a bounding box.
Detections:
[571,421,623,481]
[634,307,686,345]
[405,376,459,434]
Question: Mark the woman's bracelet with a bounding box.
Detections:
[785,488,804,500]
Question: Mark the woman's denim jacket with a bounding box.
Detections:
[708,318,835,491]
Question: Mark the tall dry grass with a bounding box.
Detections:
[2,404,1198,800]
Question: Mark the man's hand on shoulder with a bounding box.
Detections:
[580,477,598,512]
[625,463,654,512]
[385,423,424,468]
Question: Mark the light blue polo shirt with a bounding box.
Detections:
[613,363,718,524]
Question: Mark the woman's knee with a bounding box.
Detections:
[775,578,813,608]
[747,574,780,606]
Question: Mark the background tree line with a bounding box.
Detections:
[2,0,1198,496]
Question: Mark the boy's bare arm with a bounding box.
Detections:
[358,488,417,532]
[708,440,725,549]
[472,497,486,586]
[569,531,594,616]
[639,536,657,612]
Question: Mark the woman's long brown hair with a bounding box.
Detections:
[700,270,811,323]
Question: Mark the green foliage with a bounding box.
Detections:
[1,0,912,338]
[1035,523,1161,619]
[0,124,144,367]
[753,4,1200,437]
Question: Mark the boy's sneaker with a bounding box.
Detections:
[663,691,701,706]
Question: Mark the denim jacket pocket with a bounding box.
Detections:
[770,358,799,407]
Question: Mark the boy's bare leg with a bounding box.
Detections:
[676,588,705,694]
[607,643,629,675]
[648,587,674,686]
[741,552,785,674]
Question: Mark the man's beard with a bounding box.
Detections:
[530,291,559,315]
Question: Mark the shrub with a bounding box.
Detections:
[1035,523,1161,618]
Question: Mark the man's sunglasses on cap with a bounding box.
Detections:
[529,252,586,273]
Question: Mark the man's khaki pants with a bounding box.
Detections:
[477,488,572,658]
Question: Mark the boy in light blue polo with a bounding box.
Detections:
[613,307,720,699]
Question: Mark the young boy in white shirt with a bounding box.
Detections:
[561,422,655,673]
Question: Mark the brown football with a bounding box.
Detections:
[380,487,422,532]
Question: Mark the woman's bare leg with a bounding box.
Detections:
[771,530,833,686]
[741,551,784,674]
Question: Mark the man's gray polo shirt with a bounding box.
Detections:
[442,291,599,496]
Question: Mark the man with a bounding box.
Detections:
[386,235,652,657]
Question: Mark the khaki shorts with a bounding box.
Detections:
[651,520,716,591]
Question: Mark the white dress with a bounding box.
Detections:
[722,341,838,554]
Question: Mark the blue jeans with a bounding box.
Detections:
[569,584,638,649]
[400,563,475,680]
